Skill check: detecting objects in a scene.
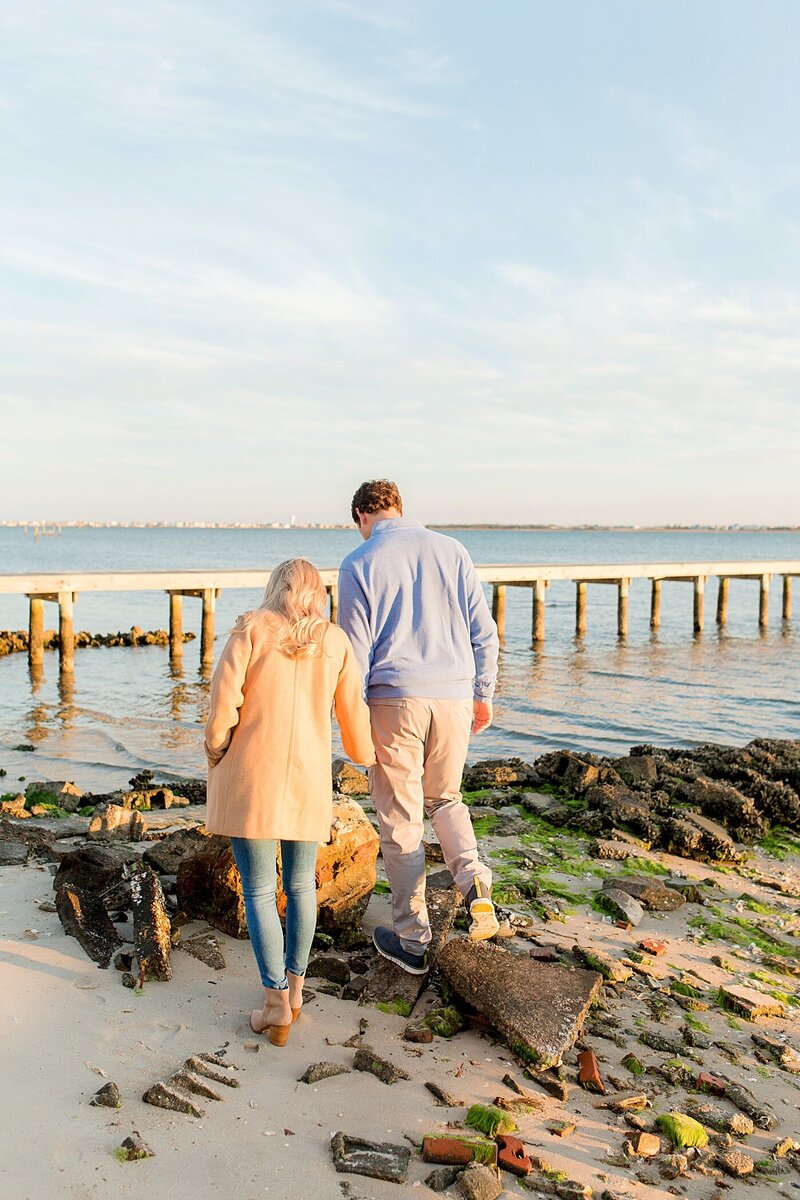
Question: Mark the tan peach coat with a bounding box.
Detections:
[204,613,374,842]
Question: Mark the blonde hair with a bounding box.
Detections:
[237,558,329,658]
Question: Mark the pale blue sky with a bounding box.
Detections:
[2,1,799,524]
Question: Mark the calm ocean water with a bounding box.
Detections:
[0,526,798,792]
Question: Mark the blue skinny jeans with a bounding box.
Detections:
[230,838,319,990]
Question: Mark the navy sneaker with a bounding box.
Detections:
[372,926,429,975]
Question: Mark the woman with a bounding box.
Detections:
[204,559,374,1045]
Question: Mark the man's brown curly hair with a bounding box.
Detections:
[350,480,403,525]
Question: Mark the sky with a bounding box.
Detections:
[1,0,799,525]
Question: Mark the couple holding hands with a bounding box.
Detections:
[204,480,500,1044]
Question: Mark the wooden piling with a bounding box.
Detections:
[327,584,338,623]
[168,592,183,659]
[28,596,45,666]
[575,582,587,637]
[693,576,705,634]
[783,575,791,621]
[492,584,507,638]
[201,588,216,665]
[716,577,729,626]
[759,574,770,629]
[617,579,629,638]
[58,591,75,673]
[650,579,661,630]
[532,580,547,642]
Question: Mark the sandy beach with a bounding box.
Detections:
[2,781,798,1200]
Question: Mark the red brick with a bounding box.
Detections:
[639,939,666,956]
[422,1136,498,1167]
[577,1049,605,1094]
[697,1071,726,1096]
[615,920,633,931]
[496,1133,531,1177]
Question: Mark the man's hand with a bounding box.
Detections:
[472,698,493,735]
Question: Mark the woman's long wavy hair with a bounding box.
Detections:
[236,558,329,658]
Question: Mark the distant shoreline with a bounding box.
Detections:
[2,522,799,533]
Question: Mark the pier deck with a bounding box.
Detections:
[1,560,797,671]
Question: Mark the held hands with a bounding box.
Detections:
[472,698,493,735]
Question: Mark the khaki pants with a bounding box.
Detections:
[368,697,492,952]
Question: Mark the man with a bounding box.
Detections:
[338,479,500,975]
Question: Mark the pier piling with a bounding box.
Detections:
[650,579,661,630]
[168,592,183,659]
[28,597,44,666]
[716,577,729,626]
[693,576,705,634]
[327,584,338,624]
[759,575,770,630]
[783,575,792,621]
[575,582,587,636]
[58,591,75,673]
[200,589,217,666]
[532,580,547,643]
[617,579,629,638]
[492,584,507,638]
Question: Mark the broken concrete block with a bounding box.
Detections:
[88,804,145,842]
[425,1080,464,1107]
[183,1057,239,1087]
[589,839,639,861]
[426,1165,463,1191]
[717,1149,754,1177]
[630,1132,661,1157]
[53,844,139,907]
[0,841,29,865]
[602,876,685,911]
[131,866,171,981]
[298,1062,351,1084]
[90,1082,121,1108]
[719,984,785,1021]
[457,1163,503,1200]
[330,1132,410,1183]
[422,1136,498,1167]
[598,888,645,926]
[439,938,602,1069]
[751,1031,800,1074]
[167,1070,223,1102]
[142,1081,203,1117]
[523,1068,570,1101]
[571,944,632,983]
[55,884,122,967]
[353,1047,410,1085]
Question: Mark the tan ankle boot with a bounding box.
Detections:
[250,986,293,1045]
[287,971,305,1022]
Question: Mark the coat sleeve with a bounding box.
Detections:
[204,625,253,766]
[334,637,376,767]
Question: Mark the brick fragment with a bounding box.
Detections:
[495,1133,531,1176]
[639,939,666,956]
[697,1071,726,1096]
[577,1049,605,1094]
[631,1132,661,1157]
[422,1135,497,1168]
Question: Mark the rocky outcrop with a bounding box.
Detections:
[56,884,122,967]
[0,628,195,656]
[87,804,146,842]
[462,758,541,790]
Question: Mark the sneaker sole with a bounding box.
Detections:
[468,903,500,941]
[372,932,429,975]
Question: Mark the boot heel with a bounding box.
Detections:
[268,1023,292,1047]
[291,1007,301,1022]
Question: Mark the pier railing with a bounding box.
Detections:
[0,561,797,672]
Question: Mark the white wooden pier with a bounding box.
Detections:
[0,560,797,672]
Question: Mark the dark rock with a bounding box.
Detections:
[353,1047,410,1084]
[307,956,351,985]
[439,937,602,1069]
[342,976,369,1001]
[457,1162,504,1200]
[0,841,28,865]
[602,876,685,911]
[661,818,704,858]
[142,827,209,875]
[90,1082,121,1108]
[53,845,139,906]
[548,751,600,792]
[589,838,639,861]
[130,866,172,981]
[121,972,136,988]
[585,784,661,842]
[56,884,122,967]
[113,950,133,972]
[117,1132,155,1161]
[614,756,658,786]
[597,888,645,926]
[676,778,766,842]
[176,832,248,938]
[330,1132,410,1183]
[425,1080,464,1106]
[426,1165,463,1192]
[332,758,369,796]
[178,930,226,971]
[299,1061,351,1084]
[462,758,539,790]
[723,1079,778,1130]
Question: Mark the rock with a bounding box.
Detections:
[717,1149,754,1177]
[774,1138,800,1157]
[684,1101,729,1132]
[0,841,28,865]
[596,888,645,926]
[113,951,133,972]
[719,984,785,1020]
[142,827,210,875]
[676,778,765,841]
[330,1132,410,1183]
[116,1133,155,1161]
[426,1166,464,1192]
[87,804,145,842]
[121,972,136,988]
[331,758,369,796]
[175,832,248,938]
[179,931,226,971]
[90,1082,121,1108]
[585,784,660,841]
[630,1132,661,1157]
[404,1024,434,1044]
[55,884,122,967]
[457,1162,504,1200]
[130,867,172,981]
[183,1056,238,1087]
[0,796,29,819]
[679,811,739,860]
[751,1031,800,1073]
[572,944,633,983]
[53,845,139,906]
[589,839,639,861]
[425,1081,464,1107]
[25,780,83,812]
[655,1112,709,1149]
[549,751,600,792]
[439,938,602,1069]
[142,1081,203,1117]
[307,956,351,985]
[298,1061,351,1084]
[639,1028,684,1055]
[342,975,369,1001]
[422,1136,498,1167]
[602,876,685,911]
[462,758,539,790]
[727,1113,754,1137]
[166,1069,223,1102]
[614,756,658,786]
[722,1079,778,1130]
[353,1047,410,1085]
